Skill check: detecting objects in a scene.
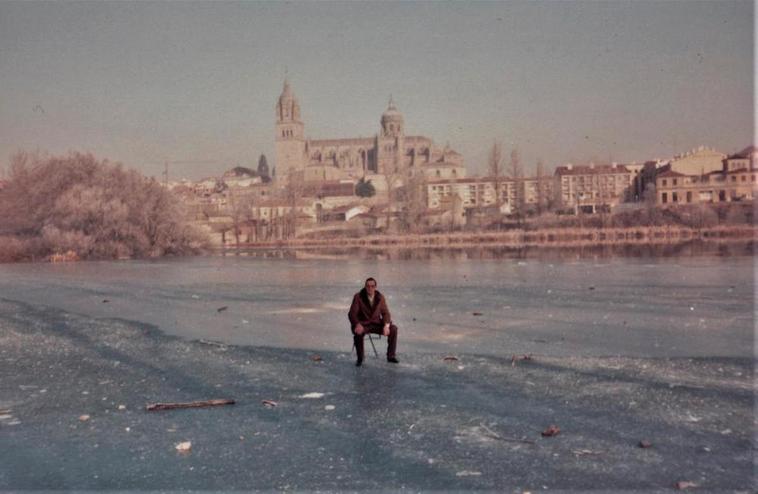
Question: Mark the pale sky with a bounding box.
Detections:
[0,0,753,180]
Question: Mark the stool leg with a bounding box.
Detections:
[367,333,379,358]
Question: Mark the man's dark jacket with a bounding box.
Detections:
[348,288,392,331]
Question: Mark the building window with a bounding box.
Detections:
[731,175,737,182]
[662,192,668,203]
[672,192,678,202]
[673,179,678,186]
[741,175,746,182]
[662,179,667,186]
[719,190,726,201]
[686,191,692,202]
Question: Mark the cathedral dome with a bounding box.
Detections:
[381,96,404,124]
[380,96,404,137]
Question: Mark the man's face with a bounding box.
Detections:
[365,280,377,297]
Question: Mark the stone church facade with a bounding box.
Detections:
[275,79,465,184]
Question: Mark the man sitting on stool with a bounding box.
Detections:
[348,277,399,367]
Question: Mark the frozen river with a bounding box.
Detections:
[0,250,753,358]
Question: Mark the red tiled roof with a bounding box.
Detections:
[326,204,365,214]
[309,137,374,147]
[256,199,311,208]
[427,176,519,185]
[727,145,757,159]
[421,208,450,216]
[405,136,433,144]
[555,164,630,175]
[656,170,687,178]
[424,160,463,168]
[350,212,379,219]
[725,168,752,174]
[427,178,481,185]
[302,180,355,197]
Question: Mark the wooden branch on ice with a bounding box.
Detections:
[479,423,536,445]
[145,399,235,411]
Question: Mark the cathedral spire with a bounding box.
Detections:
[387,94,396,111]
[277,74,300,123]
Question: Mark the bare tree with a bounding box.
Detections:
[242,191,257,243]
[382,158,402,233]
[488,141,502,207]
[399,170,428,233]
[725,203,750,225]
[282,169,304,239]
[509,147,524,222]
[227,187,253,247]
[696,202,719,229]
[509,147,523,179]
[536,159,547,214]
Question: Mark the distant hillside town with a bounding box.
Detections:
[165,79,756,245]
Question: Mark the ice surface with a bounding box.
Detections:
[0,253,752,358]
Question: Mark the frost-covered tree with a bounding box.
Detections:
[0,152,207,261]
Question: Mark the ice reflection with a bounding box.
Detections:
[225,239,754,261]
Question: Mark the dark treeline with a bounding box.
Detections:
[0,152,208,262]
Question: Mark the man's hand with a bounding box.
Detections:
[382,323,390,336]
[354,323,364,335]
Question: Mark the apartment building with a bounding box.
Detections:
[723,146,757,172]
[426,177,514,211]
[554,164,633,213]
[657,167,757,205]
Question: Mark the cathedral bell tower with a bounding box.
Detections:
[275,78,305,179]
[377,96,405,174]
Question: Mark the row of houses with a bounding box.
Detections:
[427,163,633,215]
[655,146,757,205]
[427,145,757,216]
[174,144,755,244]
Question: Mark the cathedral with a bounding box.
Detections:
[275,78,466,184]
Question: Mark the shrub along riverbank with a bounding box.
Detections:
[0,152,208,262]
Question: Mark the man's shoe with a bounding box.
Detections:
[355,359,363,367]
[387,357,399,364]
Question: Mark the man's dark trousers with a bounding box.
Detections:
[354,323,398,361]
